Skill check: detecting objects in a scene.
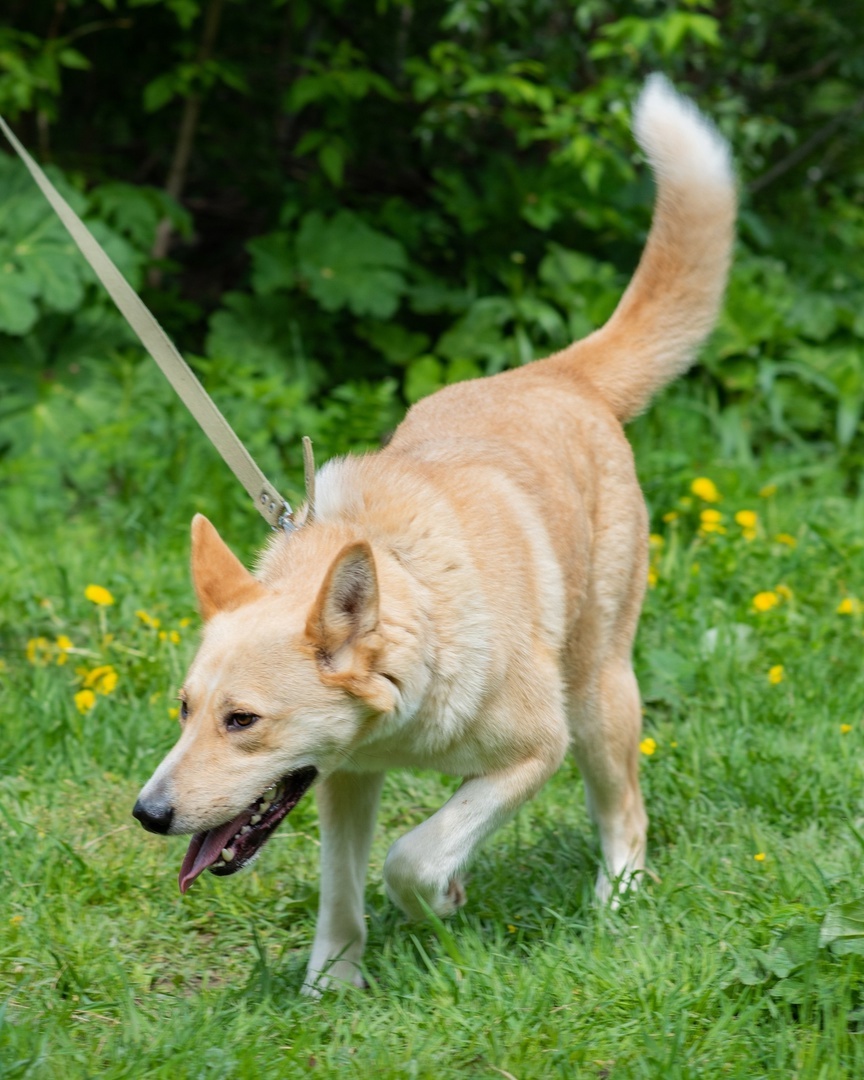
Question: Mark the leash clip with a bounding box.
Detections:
[277,502,297,535]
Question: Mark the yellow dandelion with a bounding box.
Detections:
[753,852,766,862]
[837,598,861,615]
[169,630,180,644]
[639,737,657,756]
[178,617,192,628]
[9,914,23,926]
[97,670,118,694]
[691,477,720,502]
[742,528,757,542]
[735,510,758,529]
[753,591,780,613]
[841,724,853,734]
[135,609,161,629]
[775,584,793,601]
[74,689,96,714]
[85,584,114,606]
[168,706,179,720]
[662,511,678,524]
[775,534,797,548]
[700,509,724,524]
[648,566,658,588]
[26,636,51,665]
[55,634,74,666]
[649,533,664,549]
[759,484,777,498]
[507,924,517,933]
[768,665,784,685]
[83,665,118,694]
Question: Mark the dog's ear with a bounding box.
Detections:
[306,542,395,712]
[190,514,267,620]
[307,541,379,655]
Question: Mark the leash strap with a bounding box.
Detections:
[0,115,294,531]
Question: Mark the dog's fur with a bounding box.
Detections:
[134,75,735,992]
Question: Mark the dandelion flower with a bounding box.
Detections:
[639,737,657,756]
[841,724,853,734]
[753,852,766,862]
[768,665,784,685]
[775,584,793,601]
[9,915,23,926]
[700,509,724,524]
[169,630,180,644]
[759,484,777,498]
[837,598,861,615]
[753,591,780,612]
[647,566,658,589]
[83,665,118,695]
[735,510,758,529]
[55,634,73,666]
[26,637,51,665]
[178,617,192,628]
[135,609,161,629]
[85,584,114,606]
[662,511,678,524]
[775,534,797,548]
[74,689,96,714]
[742,528,757,542]
[691,478,720,502]
[168,706,179,720]
[649,533,664,549]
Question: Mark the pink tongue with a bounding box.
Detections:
[179,812,246,894]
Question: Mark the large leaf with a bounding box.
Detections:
[819,898,864,955]
[295,211,407,319]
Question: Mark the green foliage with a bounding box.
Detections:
[3,0,864,480]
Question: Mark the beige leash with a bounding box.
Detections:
[0,115,300,533]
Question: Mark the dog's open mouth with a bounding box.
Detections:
[178,765,318,894]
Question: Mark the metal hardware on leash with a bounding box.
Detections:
[0,113,300,533]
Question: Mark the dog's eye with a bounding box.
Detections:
[227,712,259,731]
[179,700,188,722]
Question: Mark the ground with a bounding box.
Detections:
[3,395,864,1079]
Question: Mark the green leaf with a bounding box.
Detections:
[819,897,864,955]
[247,233,295,295]
[295,210,407,319]
[0,269,39,334]
[404,355,444,403]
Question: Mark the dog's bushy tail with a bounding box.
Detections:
[548,75,736,422]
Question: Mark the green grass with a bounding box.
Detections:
[3,404,864,1078]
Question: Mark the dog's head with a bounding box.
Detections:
[132,514,400,892]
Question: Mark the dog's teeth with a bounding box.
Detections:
[221,848,235,862]
[241,825,251,834]
[259,800,271,813]
[250,814,261,825]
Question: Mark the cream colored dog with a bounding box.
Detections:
[133,75,735,993]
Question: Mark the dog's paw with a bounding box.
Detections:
[383,838,468,920]
[595,867,641,910]
[442,875,467,915]
[302,959,367,997]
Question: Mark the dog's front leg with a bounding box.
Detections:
[383,751,563,921]
[303,769,384,996]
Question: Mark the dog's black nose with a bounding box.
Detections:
[132,799,174,834]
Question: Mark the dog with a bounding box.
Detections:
[132,74,735,993]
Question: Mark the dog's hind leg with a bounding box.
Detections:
[568,659,647,905]
[304,769,385,996]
